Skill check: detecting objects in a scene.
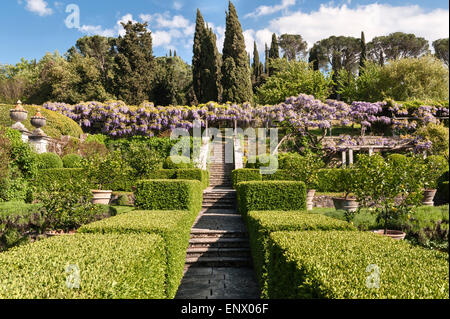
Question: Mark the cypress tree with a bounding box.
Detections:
[309,45,320,71]
[359,31,367,75]
[269,33,280,59]
[112,21,154,105]
[264,43,269,74]
[252,41,261,88]
[193,9,206,103]
[221,1,253,103]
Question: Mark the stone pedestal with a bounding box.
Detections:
[28,135,49,154]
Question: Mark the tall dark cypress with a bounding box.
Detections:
[221,1,253,103]
[359,31,367,75]
[252,41,261,81]
[193,9,206,103]
[264,43,269,74]
[201,27,222,102]
[268,33,280,75]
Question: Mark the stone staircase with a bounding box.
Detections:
[181,141,254,270]
[176,139,259,299]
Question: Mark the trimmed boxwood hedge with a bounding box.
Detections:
[232,168,348,193]
[36,152,63,170]
[268,231,449,299]
[232,169,262,188]
[135,180,203,214]
[145,169,209,189]
[33,168,86,190]
[236,181,307,216]
[247,211,356,298]
[79,210,195,299]
[62,154,83,168]
[0,233,166,299]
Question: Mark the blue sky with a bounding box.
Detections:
[1,0,448,66]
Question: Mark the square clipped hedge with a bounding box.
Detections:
[262,169,296,182]
[145,169,209,189]
[268,231,449,299]
[33,168,87,190]
[232,169,262,188]
[236,181,307,216]
[79,210,195,299]
[0,233,166,299]
[135,179,203,214]
[247,211,356,298]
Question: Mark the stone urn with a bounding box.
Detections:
[332,197,359,212]
[422,189,437,206]
[10,100,28,131]
[30,110,47,136]
[372,230,406,240]
[91,190,113,205]
[306,189,316,211]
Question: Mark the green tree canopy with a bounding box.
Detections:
[433,38,449,67]
[278,34,308,61]
[221,1,253,103]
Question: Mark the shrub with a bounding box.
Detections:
[387,154,408,167]
[163,155,193,169]
[62,154,83,168]
[36,153,63,170]
[247,211,356,297]
[261,169,295,182]
[281,153,324,189]
[267,231,449,299]
[176,169,209,189]
[80,210,195,298]
[145,169,178,180]
[33,168,86,191]
[423,155,449,189]
[416,123,449,159]
[245,155,279,170]
[0,233,166,298]
[232,169,262,188]
[236,181,307,216]
[36,177,107,232]
[123,143,164,178]
[135,180,202,214]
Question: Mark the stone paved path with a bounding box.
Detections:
[175,141,260,299]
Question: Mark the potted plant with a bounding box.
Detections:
[331,168,359,213]
[85,152,126,205]
[9,100,28,131]
[284,153,323,211]
[353,154,424,240]
[421,156,449,206]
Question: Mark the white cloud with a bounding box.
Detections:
[139,12,195,48]
[23,0,53,16]
[245,0,295,18]
[267,3,449,49]
[77,14,134,38]
[173,1,183,10]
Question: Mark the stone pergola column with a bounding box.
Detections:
[341,150,347,167]
[348,149,354,165]
[368,148,374,156]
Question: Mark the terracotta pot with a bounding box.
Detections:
[306,189,316,211]
[372,229,406,240]
[332,197,359,212]
[91,190,112,205]
[422,189,437,206]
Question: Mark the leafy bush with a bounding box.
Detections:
[145,169,178,180]
[437,171,449,204]
[255,59,333,105]
[135,180,202,214]
[62,154,83,168]
[262,169,296,182]
[386,154,408,167]
[281,153,324,189]
[0,233,166,298]
[163,155,193,169]
[236,181,307,216]
[176,169,209,189]
[80,210,196,298]
[247,211,356,297]
[36,177,107,232]
[36,152,63,170]
[232,169,262,188]
[122,143,163,178]
[245,155,279,170]
[423,155,449,189]
[267,231,449,299]
[0,202,43,251]
[416,123,449,159]
[33,168,86,191]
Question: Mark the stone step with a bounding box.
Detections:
[203,193,236,198]
[189,237,249,248]
[190,229,247,238]
[186,248,251,258]
[185,256,252,268]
